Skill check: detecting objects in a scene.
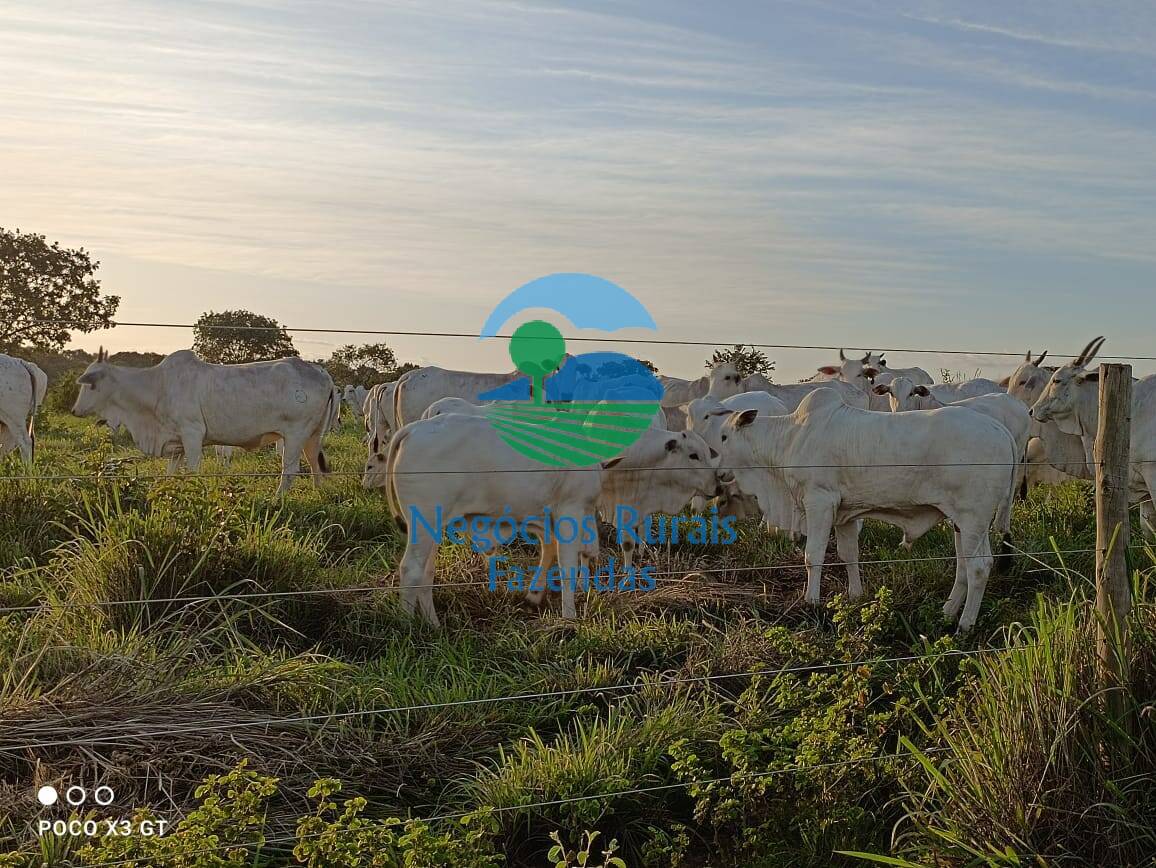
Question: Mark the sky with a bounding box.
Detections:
[3,0,1155,381]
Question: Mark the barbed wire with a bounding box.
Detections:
[28,318,1156,361]
[0,646,1030,753]
[0,546,1112,617]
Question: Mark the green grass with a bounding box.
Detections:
[0,412,1152,866]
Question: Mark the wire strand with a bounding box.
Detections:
[0,647,1029,753]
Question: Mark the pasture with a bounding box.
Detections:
[1,409,1154,866]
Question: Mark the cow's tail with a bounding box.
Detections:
[315,386,340,476]
[21,361,42,464]
[384,423,409,531]
[993,428,1020,576]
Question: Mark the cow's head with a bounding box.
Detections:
[871,376,930,411]
[604,429,724,500]
[71,347,114,419]
[1030,337,1104,424]
[706,362,743,399]
[817,351,873,394]
[362,447,389,489]
[1003,349,1054,406]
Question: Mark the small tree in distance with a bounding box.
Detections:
[707,344,774,380]
[321,343,399,386]
[0,227,120,352]
[192,310,298,364]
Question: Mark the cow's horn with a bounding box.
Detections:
[838,349,847,362]
[861,351,871,364]
[1033,350,1048,367]
[1074,335,1105,367]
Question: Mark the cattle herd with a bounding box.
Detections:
[2,336,1153,633]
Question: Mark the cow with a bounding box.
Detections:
[716,388,1018,631]
[71,349,339,494]
[343,384,368,418]
[364,380,399,453]
[871,376,1030,555]
[1030,336,1156,537]
[421,396,490,420]
[1003,349,1092,480]
[363,413,604,625]
[1024,437,1074,490]
[0,353,47,464]
[872,377,1005,410]
[524,427,726,607]
[743,377,871,413]
[657,362,743,407]
[392,366,524,427]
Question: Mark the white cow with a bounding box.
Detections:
[524,427,725,607]
[872,377,1030,551]
[363,413,603,625]
[717,388,1018,631]
[72,350,339,494]
[393,366,523,427]
[865,354,934,387]
[421,396,490,420]
[364,381,399,453]
[0,354,47,464]
[1024,437,1074,490]
[1003,349,1092,480]
[750,377,871,413]
[1030,336,1156,537]
[343,384,368,419]
[658,362,743,407]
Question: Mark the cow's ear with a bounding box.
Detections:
[818,366,838,375]
[709,408,731,417]
[664,438,678,452]
[735,408,758,428]
[913,385,930,396]
[871,383,890,395]
[997,374,1011,387]
[602,456,626,469]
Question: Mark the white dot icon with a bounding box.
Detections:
[36,786,58,806]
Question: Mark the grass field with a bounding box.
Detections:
[1,412,1154,866]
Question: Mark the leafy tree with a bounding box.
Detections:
[320,342,399,386]
[0,227,119,352]
[637,359,659,373]
[392,361,420,380]
[192,309,298,364]
[707,344,774,379]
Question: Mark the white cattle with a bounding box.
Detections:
[687,391,795,533]
[1030,337,1156,537]
[343,384,368,418]
[717,388,1018,631]
[748,378,871,413]
[658,362,743,407]
[1003,349,1092,480]
[72,350,339,494]
[866,354,934,387]
[872,377,1030,550]
[393,366,522,427]
[0,354,47,464]
[364,381,399,453]
[1024,437,1074,490]
[524,427,725,607]
[421,396,490,420]
[662,404,688,432]
[363,413,603,625]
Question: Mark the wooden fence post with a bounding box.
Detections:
[1094,363,1132,725]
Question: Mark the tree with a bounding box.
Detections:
[636,359,658,373]
[0,227,119,352]
[192,310,298,364]
[320,343,398,386]
[707,344,774,379]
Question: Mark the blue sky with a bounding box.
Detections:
[3,0,1154,380]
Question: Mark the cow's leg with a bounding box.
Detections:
[943,525,968,622]
[802,496,835,605]
[1139,467,1156,541]
[557,538,584,620]
[525,536,556,608]
[179,429,204,473]
[834,520,863,600]
[302,429,328,487]
[956,525,994,633]
[276,436,306,494]
[399,536,439,627]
